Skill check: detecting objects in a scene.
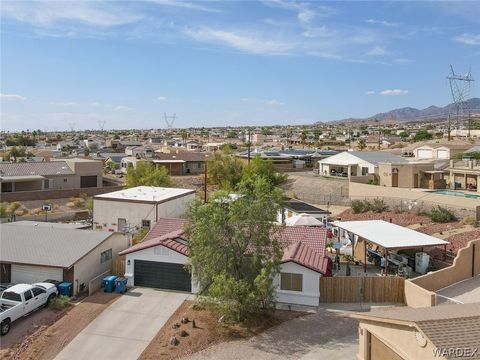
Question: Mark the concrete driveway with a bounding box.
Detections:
[55,288,188,360]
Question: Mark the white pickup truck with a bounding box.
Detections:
[0,283,58,336]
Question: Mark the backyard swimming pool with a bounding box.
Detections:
[434,190,480,199]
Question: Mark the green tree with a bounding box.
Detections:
[399,131,409,139]
[242,156,287,187]
[413,129,433,142]
[207,151,244,191]
[357,138,366,151]
[185,178,285,322]
[126,161,174,188]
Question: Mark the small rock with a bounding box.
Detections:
[179,329,188,337]
[172,323,180,329]
[169,336,178,346]
[181,317,189,324]
[218,315,225,323]
[191,319,196,328]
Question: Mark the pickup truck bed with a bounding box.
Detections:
[0,303,16,313]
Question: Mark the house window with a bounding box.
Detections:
[1,182,13,192]
[64,178,68,182]
[100,248,112,263]
[142,220,151,229]
[361,167,369,176]
[280,273,303,292]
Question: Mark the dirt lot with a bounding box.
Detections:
[5,292,119,360]
[139,300,307,360]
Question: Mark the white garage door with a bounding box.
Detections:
[437,149,449,159]
[417,149,433,159]
[11,264,63,284]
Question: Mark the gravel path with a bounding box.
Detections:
[185,308,358,360]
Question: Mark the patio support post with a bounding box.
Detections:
[385,249,389,276]
[364,240,367,273]
[444,244,447,261]
[351,233,355,259]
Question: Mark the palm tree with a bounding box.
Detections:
[300,131,307,149]
[357,138,366,151]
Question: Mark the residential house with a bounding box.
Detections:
[351,303,480,360]
[318,151,407,178]
[413,144,471,160]
[378,161,446,189]
[0,158,103,193]
[278,199,331,225]
[447,159,480,191]
[93,186,196,232]
[119,218,332,306]
[0,222,129,295]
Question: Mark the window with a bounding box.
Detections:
[1,291,21,302]
[24,290,33,301]
[142,220,151,229]
[1,182,13,192]
[32,287,45,296]
[361,167,369,176]
[280,273,303,292]
[63,178,68,182]
[100,248,112,263]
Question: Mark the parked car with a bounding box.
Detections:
[0,283,58,336]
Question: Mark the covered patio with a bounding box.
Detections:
[333,220,449,277]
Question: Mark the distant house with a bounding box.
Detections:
[0,158,103,193]
[153,152,212,175]
[378,161,446,189]
[93,186,196,232]
[278,199,331,225]
[413,144,471,160]
[0,222,129,295]
[119,218,332,306]
[318,151,407,178]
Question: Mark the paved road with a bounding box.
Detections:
[186,307,359,360]
[55,288,188,360]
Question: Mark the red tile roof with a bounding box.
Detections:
[120,219,330,275]
[282,241,331,275]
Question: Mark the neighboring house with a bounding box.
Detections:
[119,218,332,307]
[91,152,125,165]
[413,144,471,160]
[278,199,331,225]
[125,146,154,158]
[0,158,103,193]
[318,151,407,178]
[153,152,212,175]
[351,303,480,360]
[0,222,129,295]
[83,138,105,149]
[446,159,480,192]
[109,139,142,151]
[93,186,196,232]
[236,149,294,169]
[185,141,202,151]
[378,161,446,189]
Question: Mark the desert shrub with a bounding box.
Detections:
[48,295,70,310]
[30,207,43,215]
[66,202,76,209]
[68,197,85,208]
[6,202,21,215]
[429,206,456,223]
[461,216,476,226]
[369,198,386,213]
[351,200,369,214]
[0,202,7,218]
[78,192,88,199]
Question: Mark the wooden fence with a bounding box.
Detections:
[111,257,126,277]
[320,276,405,303]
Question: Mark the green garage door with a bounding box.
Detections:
[134,260,191,292]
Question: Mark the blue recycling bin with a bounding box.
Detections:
[58,282,73,297]
[103,275,117,293]
[114,277,128,294]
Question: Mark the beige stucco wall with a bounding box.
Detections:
[73,232,129,295]
[357,320,442,360]
[409,239,480,293]
[404,280,435,308]
[378,163,433,188]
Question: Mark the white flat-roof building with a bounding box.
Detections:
[93,186,196,232]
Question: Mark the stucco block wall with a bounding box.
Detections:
[378,163,432,188]
[274,261,320,307]
[73,233,129,295]
[93,193,195,231]
[404,280,435,308]
[357,321,440,360]
[124,245,198,293]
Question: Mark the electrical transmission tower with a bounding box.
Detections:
[447,65,474,131]
[97,120,106,132]
[164,113,176,130]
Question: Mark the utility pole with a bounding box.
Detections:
[247,128,251,165]
[447,114,451,141]
[376,119,381,150]
[204,161,208,203]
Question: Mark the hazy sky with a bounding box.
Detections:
[1,0,479,131]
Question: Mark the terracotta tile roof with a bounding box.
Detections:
[275,226,327,256]
[282,241,331,275]
[142,218,187,241]
[119,229,187,256]
[0,161,74,176]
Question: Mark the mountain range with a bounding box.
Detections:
[324,97,480,124]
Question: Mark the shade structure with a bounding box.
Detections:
[286,213,324,227]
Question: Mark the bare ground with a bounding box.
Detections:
[5,291,120,360]
[139,301,308,360]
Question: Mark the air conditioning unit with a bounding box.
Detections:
[415,252,430,275]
